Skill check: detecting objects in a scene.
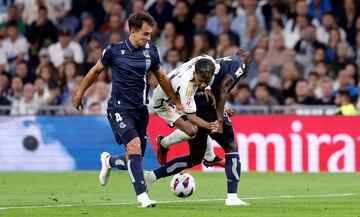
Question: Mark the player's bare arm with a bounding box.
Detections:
[215,76,234,133]
[73,60,107,110]
[186,113,218,133]
[152,67,184,114]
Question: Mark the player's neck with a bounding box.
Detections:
[128,37,139,49]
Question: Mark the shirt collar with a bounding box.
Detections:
[125,38,136,52]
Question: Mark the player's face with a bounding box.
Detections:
[131,23,153,48]
[194,73,212,89]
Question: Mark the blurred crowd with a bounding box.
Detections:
[0,0,359,115]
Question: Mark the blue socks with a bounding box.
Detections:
[154,156,193,179]
[225,153,241,193]
[127,154,146,195]
[109,154,127,170]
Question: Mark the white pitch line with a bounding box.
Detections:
[0,193,356,211]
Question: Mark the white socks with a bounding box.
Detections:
[161,129,192,148]
[204,136,216,161]
[227,193,238,200]
[147,171,157,183]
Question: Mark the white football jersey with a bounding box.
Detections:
[155,56,217,114]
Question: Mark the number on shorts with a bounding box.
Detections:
[115,113,123,122]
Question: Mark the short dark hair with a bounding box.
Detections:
[6,20,18,28]
[128,12,155,31]
[337,90,351,100]
[194,58,215,78]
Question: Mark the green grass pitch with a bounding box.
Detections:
[0,172,359,217]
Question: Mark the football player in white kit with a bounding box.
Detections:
[152,56,222,166]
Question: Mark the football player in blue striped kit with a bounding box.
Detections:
[73,12,182,208]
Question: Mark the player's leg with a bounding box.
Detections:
[98,111,128,186]
[126,109,157,208]
[211,117,249,206]
[153,98,197,165]
[145,129,207,187]
[105,110,156,207]
[203,136,225,167]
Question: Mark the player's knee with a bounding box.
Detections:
[185,125,197,137]
[225,142,238,153]
[126,138,142,155]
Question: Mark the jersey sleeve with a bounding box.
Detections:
[149,45,161,71]
[100,44,112,67]
[178,80,197,114]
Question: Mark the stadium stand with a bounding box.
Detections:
[0,0,359,116]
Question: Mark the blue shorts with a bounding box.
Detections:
[107,108,149,155]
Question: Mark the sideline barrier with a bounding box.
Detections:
[0,115,359,172]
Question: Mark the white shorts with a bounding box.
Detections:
[152,86,181,127]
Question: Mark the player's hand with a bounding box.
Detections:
[174,100,184,115]
[224,108,235,117]
[210,121,219,134]
[216,122,224,134]
[205,89,216,108]
[73,91,84,110]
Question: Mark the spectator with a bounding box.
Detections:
[15,62,35,84]
[46,0,72,24]
[26,6,58,62]
[278,61,299,103]
[75,12,101,54]
[85,80,109,115]
[21,0,56,25]
[253,82,279,106]
[0,46,8,74]
[10,83,38,115]
[48,27,84,68]
[294,25,326,71]
[0,73,10,97]
[317,76,335,104]
[206,0,228,36]
[266,32,289,68]
[233,83,254,106]
[308,0,333,23]
[173,34,189,62]
[171,0,193,34]
[246,46,267,81]
[101,14,127,47]
[336,0,359,46]
[190,33,215,59]
[286,79,319,105]
[241,14,265,50]
[162,49,183,73]
[0,5,26,35]
[330,42,352,77]
[250,59,279,90]
[316,12,346,45]
[8,76,23,102]
[186,12,215,49]
[231,0,266,40]
[148,0,174,30]
[335,90,358,115]
[333,69,359,102]
[219,15,240,46]
[33,77,50,105]
[87,102,102,115]
[157,21,176,60]
[2,20,29,73]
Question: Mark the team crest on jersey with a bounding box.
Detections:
[186,99,192,107]
[119,122,126,129]
[143,50,150,58]
[121,49,125,55]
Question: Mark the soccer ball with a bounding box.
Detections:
[170,172,196,198]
